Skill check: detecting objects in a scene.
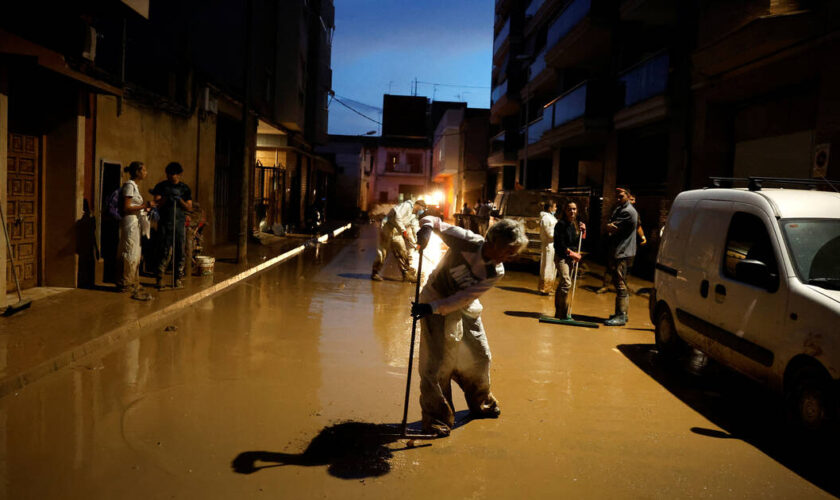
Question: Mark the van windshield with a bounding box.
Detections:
[505,193,543,216]
[781,219,840,290]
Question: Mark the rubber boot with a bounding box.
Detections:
[605,296,629,326]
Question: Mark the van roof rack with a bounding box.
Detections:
[709,176,840,192]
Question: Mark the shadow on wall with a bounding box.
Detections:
[617,343,840,497]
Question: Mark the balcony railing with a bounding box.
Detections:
[546,82,588,128]
[618,52,669,108]
[491,79,508,105]
[546,0,591,49]
[525,116,552,144]
[386,162,422,174]
[528,50,546,81]
[490,131,506,153]
[526,0,546,18]
[493,18,510,55]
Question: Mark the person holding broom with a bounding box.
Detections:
[553,201,586,319]
[410,217,528,437]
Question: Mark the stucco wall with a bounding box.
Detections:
[95,96,217,242]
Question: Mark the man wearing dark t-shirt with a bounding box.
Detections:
[151,162,193,288]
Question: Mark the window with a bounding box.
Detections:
[723,212,778,283]
[407,153,423,173]
[386,152,400,172]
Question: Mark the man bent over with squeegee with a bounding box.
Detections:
[411,216,528,437]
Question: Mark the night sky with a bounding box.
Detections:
[328,0,494,136]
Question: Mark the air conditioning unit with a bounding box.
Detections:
[201,87,218,114]
[82,26,97,62]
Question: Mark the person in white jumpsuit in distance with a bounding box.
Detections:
[538,201,558,294]
[371,199,425,282]
[117,161,154,297]
[411,217,529,437]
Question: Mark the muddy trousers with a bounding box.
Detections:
[371,225,413,278]
[418,309,498,432]
[117,215,141,290]
[156,222,186,280]
[538,241,556,293]
[612,257,633,317]
[553,258,574,317]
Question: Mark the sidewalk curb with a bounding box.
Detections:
[0,223,353,399]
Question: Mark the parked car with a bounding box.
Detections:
[649,180,840,433]
[491,188,592,263]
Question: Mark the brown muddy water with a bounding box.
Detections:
[0,225,834,499]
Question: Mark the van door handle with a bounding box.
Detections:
[700,280,709,298]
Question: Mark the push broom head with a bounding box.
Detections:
[539,315,599,329]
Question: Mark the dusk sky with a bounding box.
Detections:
[327,0,494,136]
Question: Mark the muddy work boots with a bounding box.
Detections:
[605,295,629,326]
[402,269,418,283]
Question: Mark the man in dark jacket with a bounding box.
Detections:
[604,187,638,326]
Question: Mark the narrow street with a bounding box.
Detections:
[0,225,834,499]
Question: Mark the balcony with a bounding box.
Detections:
[526,0,546,18]
[546,0,590,48]
[618,52,668,107]
[614,52,670,129]
[528,50,547,81]
[544,0,613,69]
[523,80,611,152]
[493,17,510,56]
[548,83,588,127]
[488,130,518,166]
[491,79,508,106]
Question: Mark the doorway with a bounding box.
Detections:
[6,133,40,292]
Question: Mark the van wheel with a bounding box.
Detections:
[655,308,687,364]
[786,365,837,435]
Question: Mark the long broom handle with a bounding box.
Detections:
[568,231,583,315]
[0,203,24,301]
[400,245,424,436]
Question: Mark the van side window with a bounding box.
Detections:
[723,212,778,280]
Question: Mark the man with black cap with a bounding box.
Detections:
[604,187,638,326]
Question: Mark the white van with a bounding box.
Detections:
[650,181,840,432]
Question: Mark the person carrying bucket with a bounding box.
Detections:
[553,201,586,319]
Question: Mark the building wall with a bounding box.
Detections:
[373,146,429,206]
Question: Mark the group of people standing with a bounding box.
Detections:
[538,187,641,326]
[115,161,193,299]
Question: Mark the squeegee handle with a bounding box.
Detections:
[401,247,424,436]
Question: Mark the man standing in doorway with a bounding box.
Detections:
[371,199,425,282]
[604,187,638,326]
[538,201,558,294]
[152,162,193,289]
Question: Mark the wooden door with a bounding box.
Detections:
[6,133,39,292]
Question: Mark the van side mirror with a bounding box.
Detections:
[735,259,778,291]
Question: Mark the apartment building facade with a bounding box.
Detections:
[491,0,839,274]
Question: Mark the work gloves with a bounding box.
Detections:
[416,226,432,250]
[411,302,433,318]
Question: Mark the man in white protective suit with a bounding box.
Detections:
[411,216,529,437]
[538,201,558,294]
[372,199,426,282]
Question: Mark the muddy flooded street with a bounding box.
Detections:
[0,225,835,499]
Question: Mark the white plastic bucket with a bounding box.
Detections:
[195,256,215,276]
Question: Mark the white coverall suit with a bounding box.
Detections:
[417,216,503,433]
[372,200,419,279]
[538,210,558,294]
[117,180,148,290]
